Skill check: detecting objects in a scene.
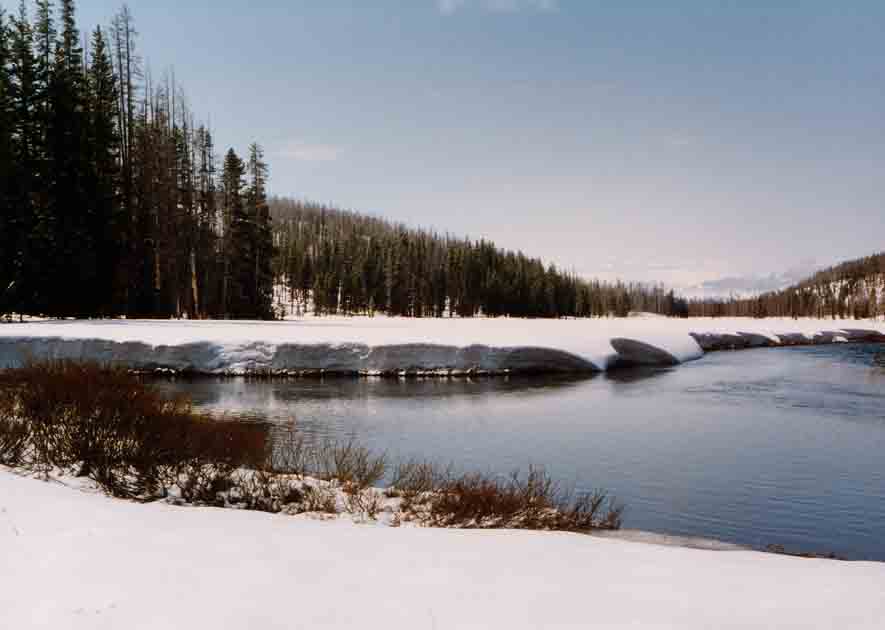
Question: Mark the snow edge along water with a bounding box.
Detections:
[0,317,883,376]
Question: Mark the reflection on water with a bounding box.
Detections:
[168,373,596,406]
[154,343,885,560]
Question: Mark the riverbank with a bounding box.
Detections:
[2,469,883,630]
[1,316,883,376]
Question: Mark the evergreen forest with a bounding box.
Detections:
[0,1,274,319]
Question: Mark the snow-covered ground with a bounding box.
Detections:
[2,470,883,629]
[0,315,883,374]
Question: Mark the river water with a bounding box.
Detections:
[155,343,885,560]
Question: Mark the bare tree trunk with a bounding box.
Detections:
[190,249,200,317]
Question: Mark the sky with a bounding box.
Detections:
[66,1,885,294]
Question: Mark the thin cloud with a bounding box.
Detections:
[273,142,341,163]
[579,259,724,288]
[437,0,559,16]
[664,134,696,148]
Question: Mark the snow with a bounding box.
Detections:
[0,316,883,374]
[2,470,883,629]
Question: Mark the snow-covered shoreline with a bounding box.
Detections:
[1,316,883,376]
[2,469,883,629]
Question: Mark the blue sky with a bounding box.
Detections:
[63,1,885,290]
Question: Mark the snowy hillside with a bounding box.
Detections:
[1,316,883,375]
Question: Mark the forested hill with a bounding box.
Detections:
[271,198,689,319]
[688,252,885,319]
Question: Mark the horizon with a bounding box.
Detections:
[63,1,885,294]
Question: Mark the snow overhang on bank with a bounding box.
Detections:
[0,316,883,376]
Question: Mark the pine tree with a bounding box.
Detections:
[247,142,274,319]
[32,0,53,178]
[0,7,18,314]
[49,0,95,315]
[221,148,249,317]
[110,5,137,245]
[86,26,122,314]
[8,1,46,313]
[194,124,219,317]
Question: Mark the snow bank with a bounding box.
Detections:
[0,316,883,375]
[1,470,883,630]
[610,338,681,366]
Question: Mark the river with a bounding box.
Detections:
[155,343,885,559]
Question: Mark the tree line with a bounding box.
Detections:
[688,252,885,319]
[272,199,690,319]
[0,1,274,320]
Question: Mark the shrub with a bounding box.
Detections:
[301,483,339,514]
[420,467,623,531]
[0,416,27,466]
[389,459,447,497]
[559,488,625,530]
[315,437,387,492]
[0,361,269,499]
[267,426,312,477]
[344,487,385,519]
[176,460,237,506]
[227,469,307,513]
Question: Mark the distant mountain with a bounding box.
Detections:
[688,253,885,319]
[683,260,821,300]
